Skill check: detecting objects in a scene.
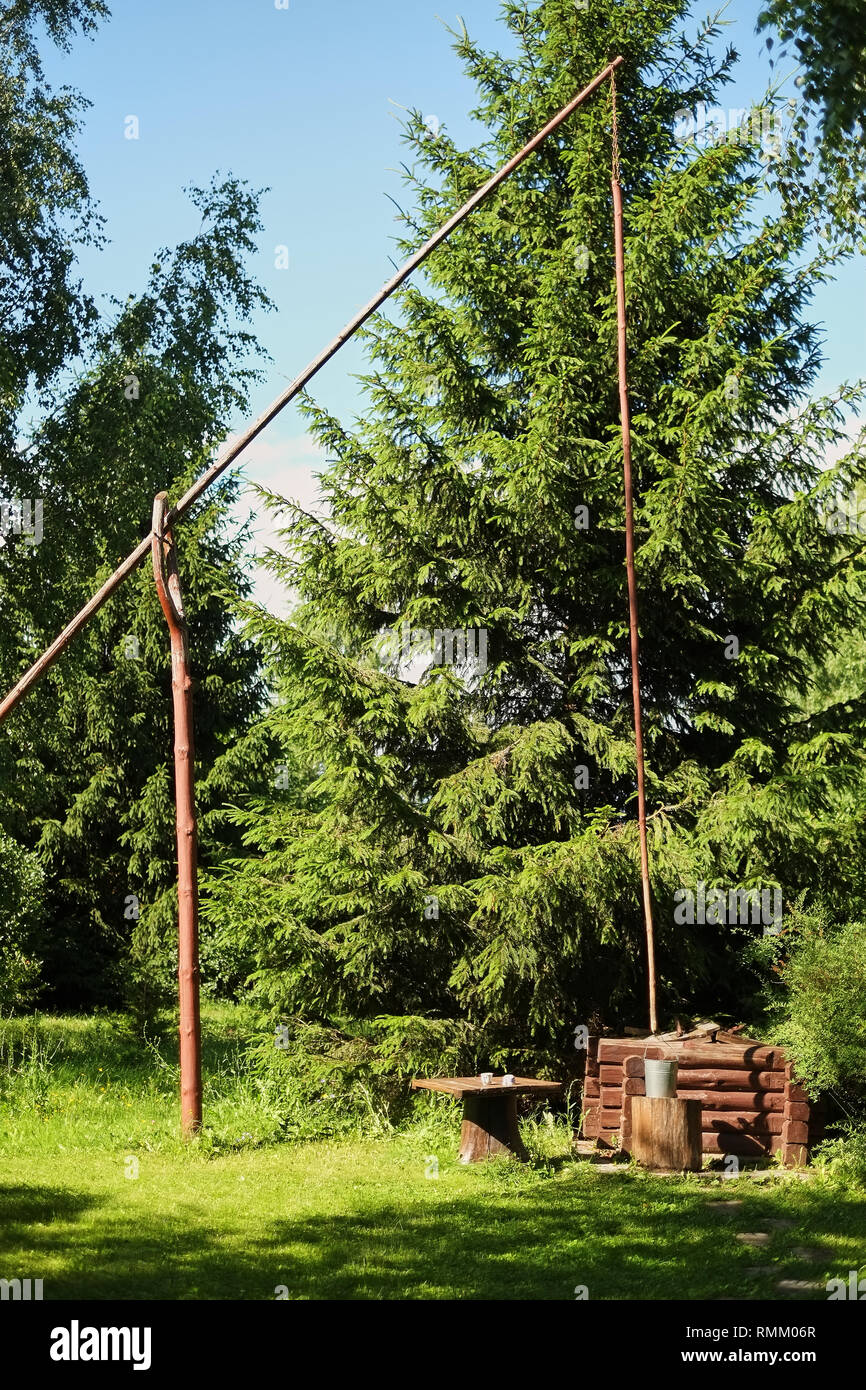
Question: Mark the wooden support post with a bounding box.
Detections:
[459,1093,528,1163]
[152,493,202,1138]
[611,72,658,1036]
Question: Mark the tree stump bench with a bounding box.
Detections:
[411,1076,562,1162]
[630,1095,702,1172]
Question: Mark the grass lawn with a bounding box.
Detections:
[1,1010,864,1300]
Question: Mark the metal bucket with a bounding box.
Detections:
[645,1058,678,1098]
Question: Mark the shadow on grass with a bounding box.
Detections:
[0,1185,102,1234]
[1,1169,864,1301]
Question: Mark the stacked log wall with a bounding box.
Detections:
[579,1037,817,1167]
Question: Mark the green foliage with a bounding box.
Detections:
[813,1122,866,1186]
[0,5,275,1008]
[198,909,257,1002]
[0,830,43,1010]
[248,1021,399,1141]
[0,0,104,443]
[206,0,866,1068]
[234,1012,479,1140]
[758,0,866,237]
[0,2,109,55]
[0,185,274,1005]
[765,904,866,1101]
[758,1,865,140]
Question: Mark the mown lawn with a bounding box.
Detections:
[1,1011,864,1300]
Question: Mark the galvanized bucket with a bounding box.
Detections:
[645,1058,678,1098]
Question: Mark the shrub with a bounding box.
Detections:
[813,1123,866,1186]
[0,832,44,1011]
[764,903,866,1102]
[245,1014,474,1141]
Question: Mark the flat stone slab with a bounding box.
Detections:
[629,1169,722,1179]
[765,1218,796,1230]
[737,1232,771,1246]
[776,1279,824,1294]
[791,1247,826,1262]
[568,1158,816,1185]
[708,1200,744,1210]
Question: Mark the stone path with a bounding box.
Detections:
[704,1199,829,1297]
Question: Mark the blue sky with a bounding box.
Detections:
[39,0,865,608]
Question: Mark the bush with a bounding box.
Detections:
[813,1123,866,1186]
[765,903,866,1102]
[0,832,44,1011]
[198,912,256,1000]
[245,1014,474,1141]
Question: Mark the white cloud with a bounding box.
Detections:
[223,431,330,615]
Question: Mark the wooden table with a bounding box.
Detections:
[411,1076,562,1162]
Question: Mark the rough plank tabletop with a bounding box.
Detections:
[411,1076,563,1099]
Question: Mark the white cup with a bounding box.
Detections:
[480,1072,492,1086]
[502,1073,514,1086]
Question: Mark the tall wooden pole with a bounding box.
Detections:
[611,74,659,1034]
[151,493,202,1136]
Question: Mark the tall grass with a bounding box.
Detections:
[0,1005,577,1164]
[0,1005,278,1158]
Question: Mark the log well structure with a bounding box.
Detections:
[579,1030,826,1167]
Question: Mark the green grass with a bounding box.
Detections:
[1,1009,864,1300]
[0,1004,279,1157]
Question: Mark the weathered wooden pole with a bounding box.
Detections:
[610,72,659,1034]
[151,492,202,1136]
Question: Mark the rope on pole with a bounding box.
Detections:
[610,69,659,1034]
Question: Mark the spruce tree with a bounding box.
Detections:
[209,0,866,1071]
